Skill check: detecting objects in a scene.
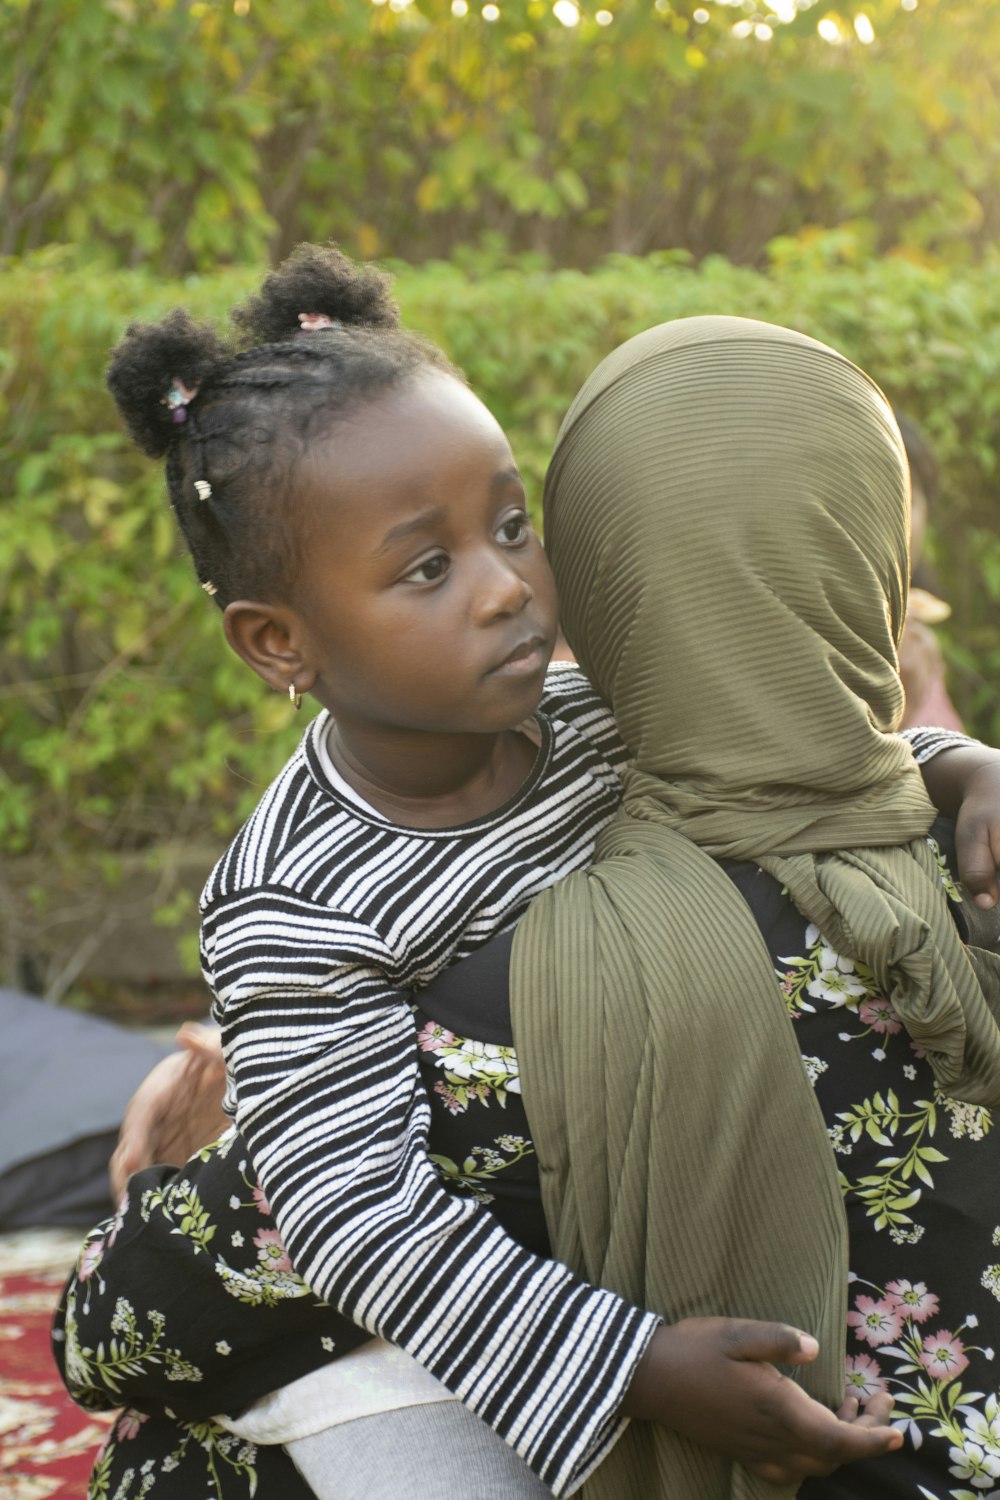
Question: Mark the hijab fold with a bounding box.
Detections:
[511,317,1000,1499]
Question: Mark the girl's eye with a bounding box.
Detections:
[497,513,530,546]
[403,554,449,584]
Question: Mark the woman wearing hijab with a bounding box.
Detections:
[513,315,1000,1500]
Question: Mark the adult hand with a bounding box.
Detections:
[622,1317,902,1484]
[109,1022,229,1202]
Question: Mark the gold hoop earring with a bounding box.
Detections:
[288,683,302,711]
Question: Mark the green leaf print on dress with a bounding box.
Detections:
[59,1147,312,1414]
[846,1273,999,1499]
[831,1089,948,1238]
[779,921,994,1243]
[90,1410,261,1500]
[416,1019,522,1113]
[777,922,907,1060]
[60,1195,206,1411]
[429,1135,534,1205]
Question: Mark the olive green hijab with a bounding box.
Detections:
[511,317,1000,1499]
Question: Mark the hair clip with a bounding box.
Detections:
[193,480,213,502]
[163,377,200,424]
[297,312,341,333]
[200,579,218,596]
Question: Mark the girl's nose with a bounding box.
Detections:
[474,553,533,623]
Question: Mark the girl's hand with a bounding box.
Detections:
[109,1023,228,1201]
[918,747,1000,910]
[622,1318,902,1483]
[953,759,1000,911]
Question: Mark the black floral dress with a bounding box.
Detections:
[55,829,1000,1499]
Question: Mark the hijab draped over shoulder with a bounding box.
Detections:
[511,317,1000,1500]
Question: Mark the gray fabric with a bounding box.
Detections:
[0,986,171,1227]
[288,1402,553,1498]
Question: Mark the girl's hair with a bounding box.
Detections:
[107,244,458,608]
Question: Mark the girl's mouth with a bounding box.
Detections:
[489,636,548,677]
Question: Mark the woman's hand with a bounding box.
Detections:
[109,1022,229,1201]
[622,1318,902,1483]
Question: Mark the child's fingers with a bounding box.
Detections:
[852,1391,899,1429]
[748,1390,902,1482]
[954,764,1000,909]
[954,811,1000,908]
[723,1319,819,1366]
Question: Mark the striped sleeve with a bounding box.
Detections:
[539,663,629,771]
[901,725,981,763]
[204,888,658,1497]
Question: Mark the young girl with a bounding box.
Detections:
[58,247,987,1499]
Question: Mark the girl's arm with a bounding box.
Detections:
[208,892,656,1497]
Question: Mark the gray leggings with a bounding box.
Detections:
[288,1401,553,1499]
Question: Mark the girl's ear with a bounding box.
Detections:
[223,600,318,696]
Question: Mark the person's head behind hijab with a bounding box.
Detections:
[544,316,912,809]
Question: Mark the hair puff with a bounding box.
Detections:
[232,242,400,347]
[106,309,229,458]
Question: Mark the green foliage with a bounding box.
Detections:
[1,0,999,271]
[3,241,1000,992]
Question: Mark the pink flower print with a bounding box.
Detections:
[919,1330,969,1381]
[107,1191,129,1246]
[253,1228,292,1273]
[859,998,902,1035]
[910,1039,927,1061]
[885,1279,939,1323]
[78,1237,105,1282]
[251,1184,271,1216]
[844,1354,889,1402]
[434,1080,464,1114]
[417,1022,456,1055]
[847,1295,905,1348]
[116,1410,149,1441]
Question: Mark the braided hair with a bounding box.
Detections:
[107,244,457,608]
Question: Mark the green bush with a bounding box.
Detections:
[3,239,999,994]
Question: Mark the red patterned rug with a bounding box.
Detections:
[0,1230,114,1499]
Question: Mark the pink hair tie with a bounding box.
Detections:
[297,312,340,333]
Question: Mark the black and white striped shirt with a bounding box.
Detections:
[203,665,656,1494]
[202,660,963,1495]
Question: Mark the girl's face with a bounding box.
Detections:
[285,369,558,742]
